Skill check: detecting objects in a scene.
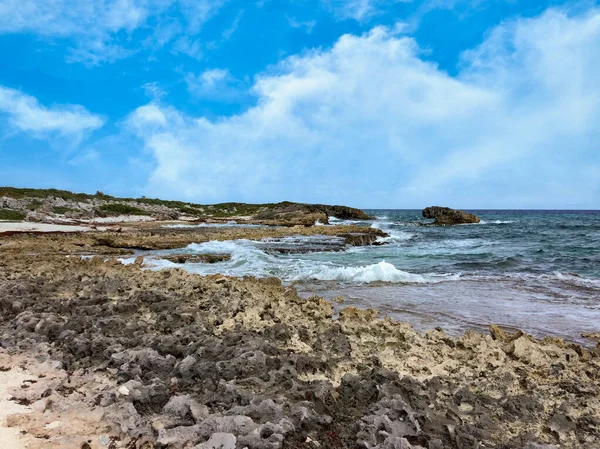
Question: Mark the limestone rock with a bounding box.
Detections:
[162,253,232,264]
[195,433,237,449]
[422,206,480,225]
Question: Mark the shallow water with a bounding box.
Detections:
[146,210,600,342]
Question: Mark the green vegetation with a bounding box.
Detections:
[52,206,76,215]
[178,206,204,216]
[98,204,150,216]
[0,209,26,221]
[0,187,115,202]
[0,187,307,218]
[28,199,44,210]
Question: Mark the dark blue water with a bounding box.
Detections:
[364,209,600,279]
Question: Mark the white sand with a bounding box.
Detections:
[81,215,154,223]
[0,367,34,449]
[0,222,92,233]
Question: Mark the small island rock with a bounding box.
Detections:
[422,206,480,225]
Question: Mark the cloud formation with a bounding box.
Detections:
[125,8,599,207]
[0,85,104,141]
[324,0,410,21]
[0,0,229,64]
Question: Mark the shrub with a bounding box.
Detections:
[52,206,76,215]
[98,203,150,216]
[28,199,44,210]
[178,206,204,216]
[0,209,26,221]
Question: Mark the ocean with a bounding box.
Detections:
[147,210,600,344]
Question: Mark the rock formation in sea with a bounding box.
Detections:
[422,206,481,225]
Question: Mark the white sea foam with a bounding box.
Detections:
[291,261,429,283]
[458,271,600,288]
[145,238,455,284]
[371,221,414,243]
[478,220,515,225]
[406,238,495,257]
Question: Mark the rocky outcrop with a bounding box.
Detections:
[254,206,329,227]
[161,254,232,264]
[422,206,480,225]
[1,187,373,225]
[309,204,373,220]
[254,203,373,225]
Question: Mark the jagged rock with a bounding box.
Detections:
[157,424,202,446]
[340,232,383,246]
[422,206,480,225]
[195,433,237,449]
[25,211,46,223]
[163,394,210,422]
[508,335,550,366]
[310,204,373,220]
[162,254,232,264]
[254,202,373,225]
[1,233,599,449]
[254,206,329,227]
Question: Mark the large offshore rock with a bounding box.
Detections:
[422,206,480,225]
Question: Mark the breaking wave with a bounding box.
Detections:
[143,238,455,284]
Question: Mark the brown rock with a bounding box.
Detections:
[422,206,480,225]
[162,254,232,264]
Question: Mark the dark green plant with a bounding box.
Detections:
[98,203,151,216]
[52,206,76,215]
[28,199,44,210]
[0,209,26,220]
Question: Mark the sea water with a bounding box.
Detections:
[146,210,600,343]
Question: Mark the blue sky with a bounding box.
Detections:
[0,0,599,208]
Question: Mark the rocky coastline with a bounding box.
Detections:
[0,188,373,227]
[0,193,598,449]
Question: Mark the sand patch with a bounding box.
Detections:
[0,222,92,233]
[0,364,34,449]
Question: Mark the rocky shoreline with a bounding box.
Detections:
[0,224,599,449]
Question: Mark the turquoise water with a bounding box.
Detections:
[147,210,600,342]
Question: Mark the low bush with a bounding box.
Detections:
[98,204,150,216]
[52,206,76,215]
[0,209,26,221]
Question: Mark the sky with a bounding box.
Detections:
[0,0,599,209]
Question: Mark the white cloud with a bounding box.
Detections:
[0,85,105,141]
[287,16,317,33]
[222,9,244,40]
[0,0,229,64]
[127,8,600,208]
[178,0,230,33]
[185,69,248,101]
[324,0,410,21]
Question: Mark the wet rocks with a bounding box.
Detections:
[422,206,480,225]
[340,231,385,246]
[161,253,232,264]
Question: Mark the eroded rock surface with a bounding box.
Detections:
[422,206,481,225]
[161,254,232,264]
[0,249,598,449]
